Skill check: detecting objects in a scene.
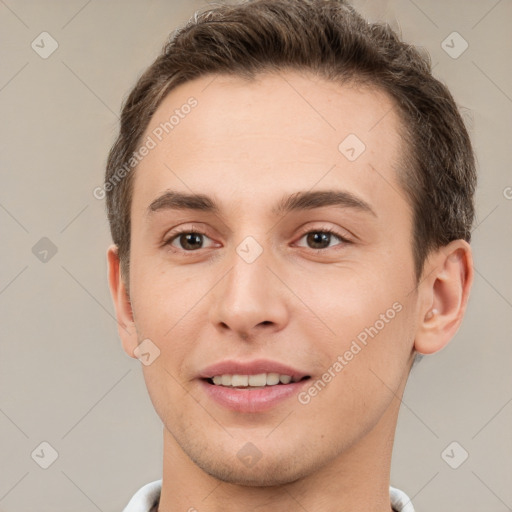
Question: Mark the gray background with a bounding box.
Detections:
[1,0,511,511]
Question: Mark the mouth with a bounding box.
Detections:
[199,372,311,414]
[198,360,312,412]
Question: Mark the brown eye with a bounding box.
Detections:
[165,229,214,252]
[177,233,204,250]
[296,229,349,250]
[306,232,333,249]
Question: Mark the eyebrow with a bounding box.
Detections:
[147,189,377,218]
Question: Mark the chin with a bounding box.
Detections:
[184,444,315,487]
[198,458,306,487]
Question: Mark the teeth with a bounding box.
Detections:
[210,373,298,387]
[266,372,280,385]
[231,374,248,386]
[248,373,267,386]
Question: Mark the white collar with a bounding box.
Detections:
[123,480,415,512]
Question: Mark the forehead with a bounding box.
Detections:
[132,71,409,222]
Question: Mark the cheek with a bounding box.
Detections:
[304,299,413,421]
[298,270,400,335]
[130,264,192,335]
[298,269,415,388]
[140,359,188,429]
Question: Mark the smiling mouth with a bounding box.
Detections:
[204,373,311,388]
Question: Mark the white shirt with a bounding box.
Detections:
[122,479,415,512]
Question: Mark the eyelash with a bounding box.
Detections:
[163,226,352,256]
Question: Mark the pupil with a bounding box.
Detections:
[182,233,202,250]
[308,232,329,249]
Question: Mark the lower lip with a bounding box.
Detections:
[199,379,310,413]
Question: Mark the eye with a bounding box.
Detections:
[296,228,351,250]
[163,226,352,255]
[164,228,215,252]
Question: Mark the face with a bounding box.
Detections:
[117,71,423,485]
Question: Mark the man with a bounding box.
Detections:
[104,0,476,510]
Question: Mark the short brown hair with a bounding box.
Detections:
[105,0,476,286]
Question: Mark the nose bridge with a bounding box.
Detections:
[210,231,288,336]
[232,234,269,295]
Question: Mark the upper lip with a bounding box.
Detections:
[199,359,309,381]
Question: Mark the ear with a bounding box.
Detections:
[414,239,474,355]
[107,244,139,359]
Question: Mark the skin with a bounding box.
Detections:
[107,71,473,512]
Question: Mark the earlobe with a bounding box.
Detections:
[106,244,139,359]
[414,240,474,355]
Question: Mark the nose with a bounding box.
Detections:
[208,239,290,341]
